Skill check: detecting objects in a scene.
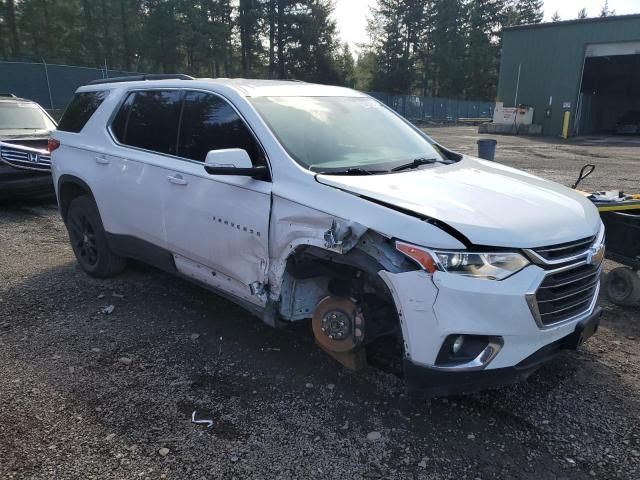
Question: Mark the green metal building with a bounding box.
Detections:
[497,14,640,137]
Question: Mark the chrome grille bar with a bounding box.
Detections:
[0,143,51,172]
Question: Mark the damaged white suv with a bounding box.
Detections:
[51,75,605,396]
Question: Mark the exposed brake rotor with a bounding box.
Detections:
[312,296,366,370]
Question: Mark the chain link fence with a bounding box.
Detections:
[368,92,494,123]
[0,61,135,112]
[0,61,495,122]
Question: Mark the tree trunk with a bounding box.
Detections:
[120,0,131,71]
[0,0,6,58]
[239,0,249,76]
[223,0,232,75]
[6,0,20,57]
[268,0,276,78]
[276,0,285,78]
[41,0,52,59]
[100,0,112,69]
[81,0,102,67]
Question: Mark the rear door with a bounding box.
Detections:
[105,89,184,247]
[162,90,272,306]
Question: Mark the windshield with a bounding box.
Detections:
[0,103,56,130]
[250,96,445,172]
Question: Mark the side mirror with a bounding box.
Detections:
[204,148,268,180]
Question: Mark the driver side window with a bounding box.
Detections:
[178,91,265,166]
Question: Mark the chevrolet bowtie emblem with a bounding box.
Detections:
[587,243,605,267]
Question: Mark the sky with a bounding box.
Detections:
[334,0,640,53]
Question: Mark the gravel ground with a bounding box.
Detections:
[425,125,640,193]
[1,129,640,479]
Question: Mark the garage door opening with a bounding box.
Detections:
[577,42,640,136]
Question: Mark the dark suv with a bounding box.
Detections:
[0,93,57,200]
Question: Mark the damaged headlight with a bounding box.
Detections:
[396,241,530,280]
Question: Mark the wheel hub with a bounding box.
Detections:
[321,310,351,340]
[69,214,98,266]
[312,297,365,353]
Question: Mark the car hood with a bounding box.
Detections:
[0,129,52,140]
[316,156,601,248]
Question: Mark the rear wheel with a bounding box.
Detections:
[66,196,125,278]
[605,266,640,307]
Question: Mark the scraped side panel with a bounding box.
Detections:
[174,253,267,307]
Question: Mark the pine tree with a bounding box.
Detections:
[512,0,543,25]
[577,8,588,19]
[551,11,561,22]
[140,0,183,73]
[353,49,377,91]
[4,0,21,58]
[287,0,342,84]
[600,1,615,17]
[239,0,267,77]
[409,0,436,96]
[0,0,367,89]
[367,0,413,93]
[17,0,86,64]
[466,0,504,100]
[430,0,467,97]
[335,43,356,87]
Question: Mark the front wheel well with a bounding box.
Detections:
[283,244,408,375]
[282,243,404,339]
[58,176,95,222]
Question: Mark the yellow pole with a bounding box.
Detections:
[561,111,570,139]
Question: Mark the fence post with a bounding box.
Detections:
[41,58,54,110]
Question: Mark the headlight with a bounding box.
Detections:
[396,241,530,280]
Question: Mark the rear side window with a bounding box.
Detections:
[58,91,108,133]
[178,91,263,165]
[112,90,183,155]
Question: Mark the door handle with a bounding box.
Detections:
[95,156,109,165]
[167,174,188,186]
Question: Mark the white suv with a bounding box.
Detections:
[51,75,605,396]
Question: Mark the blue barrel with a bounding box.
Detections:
[477,139,497,161]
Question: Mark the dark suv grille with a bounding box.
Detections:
[532,236,596,262]
[535,263,600,326]
[0,144,51,171]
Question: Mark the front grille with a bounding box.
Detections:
[533,236,596,262]
[0,144,51,172]
[535,263,600,326]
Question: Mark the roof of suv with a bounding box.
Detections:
[78,78,366,98]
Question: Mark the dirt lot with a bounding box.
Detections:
[1,127,640,480]
[427,126,640,192]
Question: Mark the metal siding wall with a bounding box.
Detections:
[497,17,640,136]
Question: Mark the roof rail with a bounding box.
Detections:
[87,74,195,86]
[0,93,17,98]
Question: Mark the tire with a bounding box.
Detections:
[65,196,126,278]
[605,267,640,307]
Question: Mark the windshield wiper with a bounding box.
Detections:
[391,157,438,172]
[315,167,387,176]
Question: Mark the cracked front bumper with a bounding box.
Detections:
[403,307,601,397]
[379,263,601,394]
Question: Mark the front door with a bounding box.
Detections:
[162,91,271,306]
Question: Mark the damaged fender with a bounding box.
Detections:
[378,269,441,367]
[268,196,368,301]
